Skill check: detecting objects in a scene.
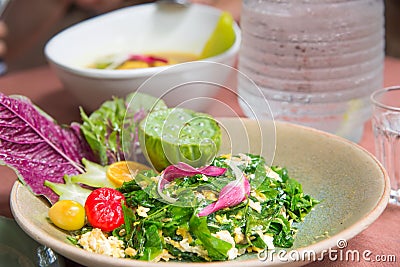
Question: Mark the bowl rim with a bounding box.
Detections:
[44,3,241,80]
[10,119,390,267]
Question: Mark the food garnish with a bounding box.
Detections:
[48,200,85,231]
[197,161,251,216]
[139,107,221,171]
[158,162,226,191]
[157,162,227,203]
[128,54,168,65]
[44,175,92,207]
[200,11,236,59]
[85,188,125,232]
[106,160,150,187]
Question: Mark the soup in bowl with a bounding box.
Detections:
[44,3,241,111]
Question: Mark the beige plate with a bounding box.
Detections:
[10,118,390,267]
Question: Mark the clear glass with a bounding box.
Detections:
[371,86,400,205]
[238,0,385,143]
[37,246,63,267]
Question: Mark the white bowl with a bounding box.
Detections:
[45,3,241,111]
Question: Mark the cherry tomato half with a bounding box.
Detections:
[84,187,125,232]
[48,200,85,231]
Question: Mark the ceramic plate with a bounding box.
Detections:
[10,118,390,266]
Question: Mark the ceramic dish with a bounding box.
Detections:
[10,118,390,267]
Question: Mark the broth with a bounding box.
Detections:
[89,51,198,70]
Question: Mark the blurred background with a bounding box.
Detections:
[385,0,400,58]
[0,0,399,73]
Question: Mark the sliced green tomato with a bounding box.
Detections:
[138,108,221,171]
[200,11,236,59]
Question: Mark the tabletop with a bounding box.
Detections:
[0,57,399,266]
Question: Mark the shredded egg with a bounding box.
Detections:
[77,228,125,258]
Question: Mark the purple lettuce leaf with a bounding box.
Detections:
[0,93,94,204]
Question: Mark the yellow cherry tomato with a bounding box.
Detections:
[48,200,85,231]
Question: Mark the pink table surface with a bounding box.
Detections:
[0,57,399,266]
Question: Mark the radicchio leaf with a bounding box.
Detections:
[0,94,94,204]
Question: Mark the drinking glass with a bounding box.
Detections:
[238,0,385,143]
[371,86,400,205]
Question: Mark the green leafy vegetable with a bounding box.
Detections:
[71,153,318,262]
[189,215,232,260]
[70,158,114,188]
[44,175,92,207]
[139,224,164,261]
[44,158,117,203]
[80,92,166,165]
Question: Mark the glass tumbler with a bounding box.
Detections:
[238,0,385,143]
[371,86,400,205]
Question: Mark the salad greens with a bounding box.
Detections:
[80,92,166,165]
[44,175,92,207]
[71,154,318,262]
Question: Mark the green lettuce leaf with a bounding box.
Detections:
[80,92,166,165]
[139,224,164,261]
[44,175,92,207]
[189,215,231,260]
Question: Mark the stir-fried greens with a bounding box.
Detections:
[70,154,318,262]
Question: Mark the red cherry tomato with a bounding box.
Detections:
[85,187,125,231]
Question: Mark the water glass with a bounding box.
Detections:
[238,0,385,143]
[371,86,400,205]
